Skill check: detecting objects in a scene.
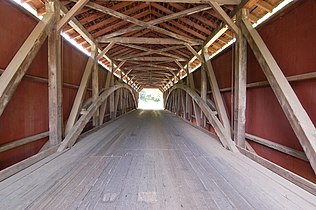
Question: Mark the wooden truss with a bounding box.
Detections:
[1,0,315,194]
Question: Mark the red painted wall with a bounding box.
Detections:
[0,1,107,169]
[209,0,316,182]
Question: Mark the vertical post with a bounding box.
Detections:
[234,9,247,148]
[201,65,207,127]
[185,70,191,121]
[109,72,115,119]
[48,1,63,145]
[92,45,99,127]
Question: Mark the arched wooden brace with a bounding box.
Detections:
[58,84,137,152]
[165,84,238,153]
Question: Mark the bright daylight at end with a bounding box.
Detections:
[138,88,164,110]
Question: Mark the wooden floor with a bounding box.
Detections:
[0,110,315,210]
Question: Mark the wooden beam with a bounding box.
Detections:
[246,133,308,162]
[98,5,212,40]
[99,37,198,45]
[97,42,115,59]
[185,44,202,62]
[233,9,247,148]
[60,4,96,47]
[48,1,63,146]
[100,0,241,4]
[203,49,231,135]
[57,0,89,31]
[65,48,97,135]
[200,66,207,127]
[109,73,115,119]
[241,16,316,174]
[175,60,186,72]
[210,71,316,93]
[208,1,240,35]
[116,57,185,62]
[118,46,187,60]
[92,46,99,126]
[0,131,49,153]
[0,8,55,117]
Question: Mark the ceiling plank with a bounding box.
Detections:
[99,4,211,40]
[69,1,202,44]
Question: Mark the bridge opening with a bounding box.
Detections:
[138,88,164,110]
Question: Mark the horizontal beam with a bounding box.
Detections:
[99,37,198,45]
[246,133,308,162]
[116,57,186,62]
[0,131,49,153]
[209,71,316,93]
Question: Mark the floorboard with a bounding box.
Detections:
[0,110,315,210]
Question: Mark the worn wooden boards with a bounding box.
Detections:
[0,110,315,209]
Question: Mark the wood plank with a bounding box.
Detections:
[240,16,316,174]
[0,9,55,117]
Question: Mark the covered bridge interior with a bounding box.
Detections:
[0,0,316,209]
